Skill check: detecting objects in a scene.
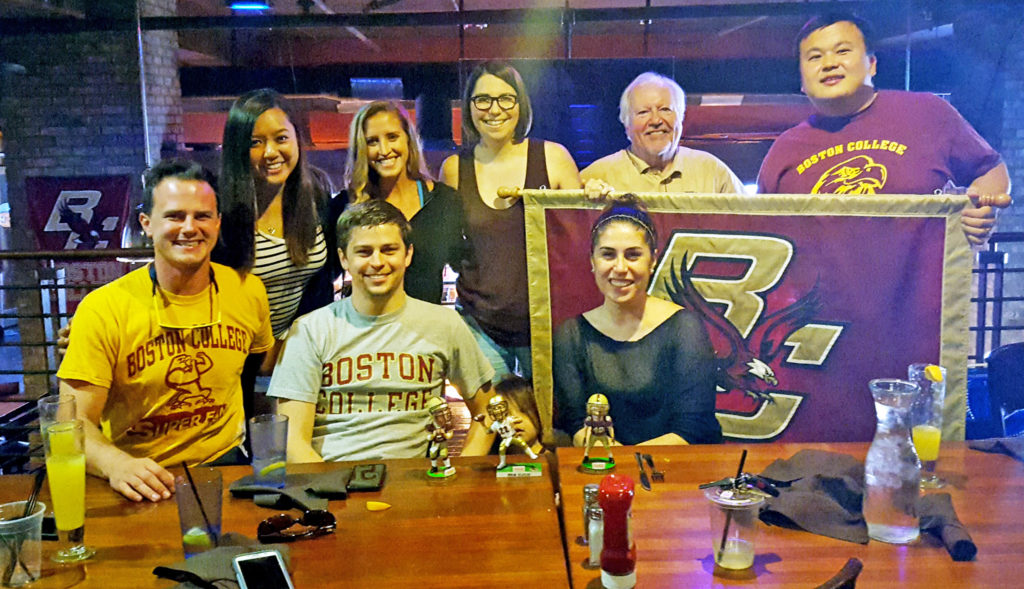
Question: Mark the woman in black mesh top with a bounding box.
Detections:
[553,195,722,446]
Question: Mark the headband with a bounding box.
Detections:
[591,206,657,248]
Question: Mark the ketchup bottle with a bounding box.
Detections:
[598,473,636,589]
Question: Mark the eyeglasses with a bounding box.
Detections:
[257,509,336,543]
[471,94,518,111]
[149,264,221,330]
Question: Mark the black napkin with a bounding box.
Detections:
[230,469,352,512]
[155,532,291,589]
[917,493,977,561]
[758,449,869,544]
[969,437,1024,463]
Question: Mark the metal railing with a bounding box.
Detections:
[0,248,151,474]
[0,402,40,474]
[972,232,1024,362]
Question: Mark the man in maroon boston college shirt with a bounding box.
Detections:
[757,12,1010,246]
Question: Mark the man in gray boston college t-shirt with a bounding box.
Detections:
[269,200,495,462]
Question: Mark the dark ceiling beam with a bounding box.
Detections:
[2,0,1013,37]
[2,2,885,35]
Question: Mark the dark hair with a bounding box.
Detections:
[461,61,533,145]
[217,88,327,271]
[795,12,876,57]
[494,375,541,434]
[590,194,658,254]
[142,158,217,214]
[336,199,413,253]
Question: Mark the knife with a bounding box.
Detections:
[634,452,652,491]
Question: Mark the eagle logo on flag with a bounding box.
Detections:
[664,254,821,402]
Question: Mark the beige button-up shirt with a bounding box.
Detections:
[581,147,744,194]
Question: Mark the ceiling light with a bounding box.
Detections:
[228,1,272,11]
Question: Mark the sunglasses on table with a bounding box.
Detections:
[257,509,336,543]
[470,93,518,111]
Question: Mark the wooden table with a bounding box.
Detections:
[557,442,1024,588]
[0,455,569,588]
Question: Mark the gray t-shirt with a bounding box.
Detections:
[268,297,494,461]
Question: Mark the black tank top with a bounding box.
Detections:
[456,139,549,347]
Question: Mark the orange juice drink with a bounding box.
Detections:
[912,424,941,462]
[45,454,86,531]
[43,421,95,562]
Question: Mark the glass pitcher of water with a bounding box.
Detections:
[863,378,921,544]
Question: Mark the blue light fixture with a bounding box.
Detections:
[228,2,271,11]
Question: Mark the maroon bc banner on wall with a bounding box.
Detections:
[524,192,972,444]
[25,176,133,314]
[26,176,131,251]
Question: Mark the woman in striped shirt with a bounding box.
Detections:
[215,89,344,413]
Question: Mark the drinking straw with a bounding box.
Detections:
[2,467,46,584]
[715,449,748,565]
[181,462,219,547]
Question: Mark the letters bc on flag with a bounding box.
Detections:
[525,192,971,444]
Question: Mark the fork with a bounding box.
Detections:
[642,453,665,482]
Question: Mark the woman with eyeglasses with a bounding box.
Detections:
[216,89,344,413]
[440,61,582,382]
[344,101,461,304]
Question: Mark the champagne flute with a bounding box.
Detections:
[908,363,947,489]
[43,421,95,563]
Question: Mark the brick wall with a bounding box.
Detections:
[954,7,1024,354]
[0,0,182,392]
[999,26,1024,235]
[996,26,1024,345]
[141,0,184,161]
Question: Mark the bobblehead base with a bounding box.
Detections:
[426,466,456,479]
[580,457,616,474]
[495,462,543,478]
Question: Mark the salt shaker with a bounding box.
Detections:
[582,484,600,545]
[587,505,604,567]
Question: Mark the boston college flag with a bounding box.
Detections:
[524,191,971,443]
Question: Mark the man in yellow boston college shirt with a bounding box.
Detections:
[59,159,273,502]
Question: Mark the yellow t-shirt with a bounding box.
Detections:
[57,263,273,466]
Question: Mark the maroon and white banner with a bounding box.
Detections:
[26,176,131,251]
[526,192,971,443]
[25,176,133,313]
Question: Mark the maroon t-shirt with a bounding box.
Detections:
[757,90,1001,195]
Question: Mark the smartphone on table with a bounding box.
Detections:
[232,550,295,589]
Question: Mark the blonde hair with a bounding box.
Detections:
[344,101,432,203]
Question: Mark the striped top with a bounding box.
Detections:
[254,227,328,338]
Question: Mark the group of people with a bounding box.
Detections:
[55,12,1009,502]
